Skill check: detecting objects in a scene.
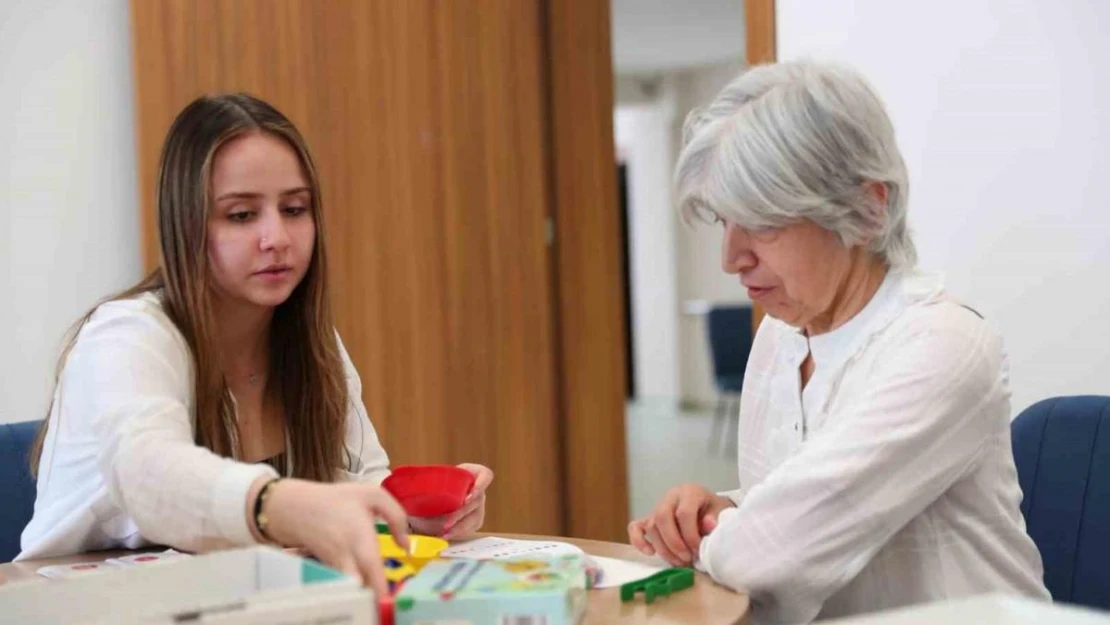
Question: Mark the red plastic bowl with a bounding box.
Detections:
[382,465,476,517]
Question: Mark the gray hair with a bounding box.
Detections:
[675,61,916,268]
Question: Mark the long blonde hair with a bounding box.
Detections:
[32,94,348,482]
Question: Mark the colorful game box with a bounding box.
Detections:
[394,553,588,625]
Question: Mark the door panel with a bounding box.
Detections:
[131,0,563,534]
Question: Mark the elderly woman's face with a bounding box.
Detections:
[721,219,856,330]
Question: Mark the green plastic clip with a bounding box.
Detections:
[619,567,695,604]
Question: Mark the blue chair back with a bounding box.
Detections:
[706,306,753,393]
[1011,396,1110,608]
[0,420,41,562]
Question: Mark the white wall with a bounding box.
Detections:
[615,86,682,402]
[0,0,141,424]
[616,62,752,407]
[672,61,750,407]
[779,0,1110,414]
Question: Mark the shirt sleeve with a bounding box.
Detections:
[698,306,1007,624]
[335,333,391,485]
[717,489,746,507]
[70,302,276,553]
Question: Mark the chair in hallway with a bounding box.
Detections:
[705,305,753,457]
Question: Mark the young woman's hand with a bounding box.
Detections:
[258,478,408,596]
[408,463,494,541]
[628,483,735,566]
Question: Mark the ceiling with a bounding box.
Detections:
[610,0,746,74]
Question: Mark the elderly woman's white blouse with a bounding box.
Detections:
[699,270,1049,624]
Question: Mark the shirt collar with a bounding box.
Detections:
[803,269,944,371]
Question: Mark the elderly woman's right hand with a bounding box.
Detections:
[628,483,735,566]
[259,478,409,596]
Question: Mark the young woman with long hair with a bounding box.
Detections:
[19,94,493,595]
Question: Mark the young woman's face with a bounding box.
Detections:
[207,132,316,311]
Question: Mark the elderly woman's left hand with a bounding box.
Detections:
[408,463,493,541]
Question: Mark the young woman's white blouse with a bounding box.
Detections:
[18,293,389,560]
[699,270,1050,624]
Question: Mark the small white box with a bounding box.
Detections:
[823,593,1110,625]
[0,546,376,625]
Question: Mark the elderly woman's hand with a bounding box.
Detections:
[408,463,493,541]
[628,483,735,566]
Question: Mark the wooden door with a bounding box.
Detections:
[745,0,776,333]
[131,0,568,535]
[544,0,631,542]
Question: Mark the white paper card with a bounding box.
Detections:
[440,536,585,560]
[587,555,666,589]
[37,549,192,580]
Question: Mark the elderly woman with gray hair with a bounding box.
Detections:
[628,62,1049,624]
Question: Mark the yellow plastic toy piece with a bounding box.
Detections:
[377,534,449,572]
[384,557,417,593]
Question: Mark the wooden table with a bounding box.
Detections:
[508,534,749,625]
[0,534,750,624]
